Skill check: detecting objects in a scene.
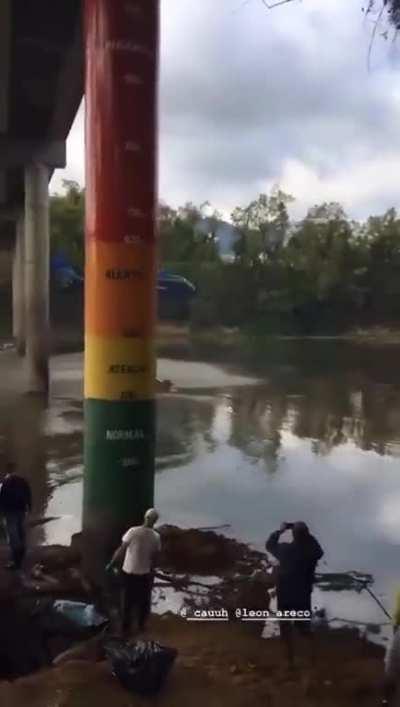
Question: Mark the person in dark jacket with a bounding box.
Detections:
[0,463,32,570]
[266,521,324,667]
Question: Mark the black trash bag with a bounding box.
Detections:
[105,639,177,696]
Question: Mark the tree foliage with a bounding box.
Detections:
[162,194,400,332]
[232,188,294,265]
[50,180,85,268]
[158,201,220,265]
[50,182,400,333]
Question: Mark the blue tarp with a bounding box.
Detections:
[51,254,196,303]
[52,601,108,629]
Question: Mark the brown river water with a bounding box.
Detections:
[1,342,400,644]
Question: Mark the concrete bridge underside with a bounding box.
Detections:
[1,0,160,583]
[0,0,83,393]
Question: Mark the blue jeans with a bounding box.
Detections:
[4,511,27,568]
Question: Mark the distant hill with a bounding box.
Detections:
[195,218,239,261]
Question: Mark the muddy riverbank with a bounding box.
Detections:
[0,525,387,706]
[0,617,385,707]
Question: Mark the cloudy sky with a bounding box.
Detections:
[51,0,400,220]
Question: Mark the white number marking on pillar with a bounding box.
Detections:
[123,3,143,18]
[127,207,145,219]
[124,234,146,245]
[125,141,141,152]
[121,458,140,469]
[106,41,153,59]
[123,74,144,86]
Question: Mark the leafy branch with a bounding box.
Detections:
[258,0,400,69]
[259,0,400,29]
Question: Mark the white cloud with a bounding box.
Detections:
[275,153,400,219]
[52,0,400,220]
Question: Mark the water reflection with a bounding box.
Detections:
[229,388,284,472]
[156,395,218,471]
[227,378,400,461]
[2,347,400,631]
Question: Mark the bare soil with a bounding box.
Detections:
[0,615,384,707]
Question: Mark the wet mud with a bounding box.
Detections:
[0,526,387,706]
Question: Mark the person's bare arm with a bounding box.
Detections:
[108,542,128,568]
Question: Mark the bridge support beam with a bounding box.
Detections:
[12,213,25,355]
[83,0,159,584]
[24,163,50,395]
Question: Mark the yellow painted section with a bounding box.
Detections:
[84,335,156,401]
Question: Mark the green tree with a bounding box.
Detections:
[232,188,294,264]
[283,203,363,331]
[50,180,85,268]
[159,201,220,265]
[362,208,400,318]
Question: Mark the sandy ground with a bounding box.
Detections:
[0,350,259,400]
[51,352,258,398]
[0,351,257,399]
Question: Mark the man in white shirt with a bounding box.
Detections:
[108,508,161,637]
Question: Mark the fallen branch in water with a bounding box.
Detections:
[328,617,391,628]
[28,516,61,528]
[154,571,214,590]
[193,524,232,531]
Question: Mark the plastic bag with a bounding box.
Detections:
[52,601,108,630]
[105,639,177,696]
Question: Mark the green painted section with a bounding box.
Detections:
[83,399,155,529]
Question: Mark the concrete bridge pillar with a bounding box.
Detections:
[83,0,159,584]
[24,163,50,395]
[12,213,25,355]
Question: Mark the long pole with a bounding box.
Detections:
[83,0,159,584]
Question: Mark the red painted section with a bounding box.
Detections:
[84,0,159,245]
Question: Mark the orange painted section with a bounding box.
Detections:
[85,241,157,338]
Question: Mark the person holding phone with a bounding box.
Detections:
[266,521,324,668]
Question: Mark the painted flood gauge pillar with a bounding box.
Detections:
[83,0,159,580]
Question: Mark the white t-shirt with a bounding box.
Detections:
[122,525,161,575]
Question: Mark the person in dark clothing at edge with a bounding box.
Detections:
[0,463,32,570]
[266,521,324,668]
